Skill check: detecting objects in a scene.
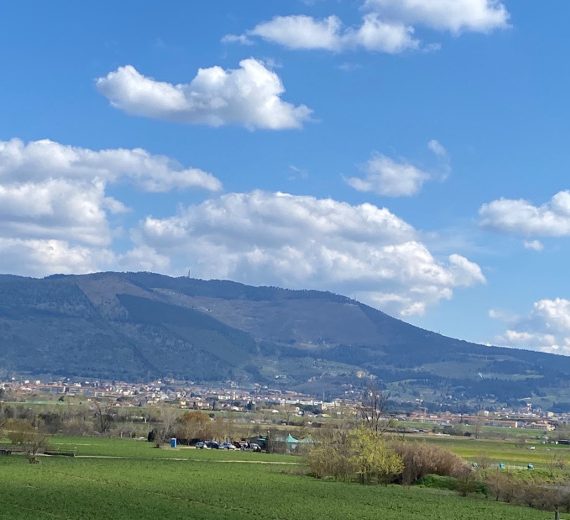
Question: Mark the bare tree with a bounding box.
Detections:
[23,429,48,463]
[152,405,179,447]
[473,413,483,440]
[176,411,211,444]
[358,383,394,434]
[92,400,114,434]
[5,418,48,463]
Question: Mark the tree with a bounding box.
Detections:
[92,400,114,434]
[307,423,355,481]
[473,413,483,440]
[547,451,566,476]
[485,470,516,503]
[306,423,404,485]
[151,405,179,447]
[5,418,48,463]
[350,428,403,485]
[210,415,235,441]
[358,382,394,434]
[176,411,211,444]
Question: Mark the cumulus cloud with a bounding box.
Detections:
[0,238,115,277]
[117,246,172,273]
[131,190,485,316]
[479,191,570,237]
[493,298,570,356]
[364,0,510,33]
[0,138,221,193]
[227,14,419,54]
[347,154,430,197]
[226,0,509,53]
[0,138,220,275]
[96,59,311,130]
[0,179,112,246]
[247,15,345,51]
[347,141,450,197]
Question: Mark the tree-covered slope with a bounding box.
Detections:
[1,271,570,410]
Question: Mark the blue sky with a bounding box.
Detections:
[1,1,570,355]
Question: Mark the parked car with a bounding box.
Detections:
[220,442,237,450]
[195,441,209,449]
[205,441,220,449]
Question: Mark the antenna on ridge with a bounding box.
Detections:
[187,269,191,278]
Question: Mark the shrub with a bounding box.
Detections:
[416,474,458,491]
[350,428,403,485]
[455,471,482,497]
[392,441,468,485]
[307,427,355,481]
[306,426,403,484]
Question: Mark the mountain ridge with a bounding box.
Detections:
[1,271,569,411]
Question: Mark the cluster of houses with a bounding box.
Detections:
[1,376,568,435]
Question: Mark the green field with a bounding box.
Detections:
[418,435,570,469]
[0,436,556,519]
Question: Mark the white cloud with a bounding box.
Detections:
[488,308,517,322]
[0,138,220,276]
[364,0,510,33]
[524,239,544,252]
[448,253,485,286]
[353,14,419,53]
[0,138,221,193]
[428,139,447,157]
[0,238,115,277]
[479,191,570,237]
[117,246,172,273]
[0,238,170,278]
[493,298,570,356]
[248,15,345,51]
[230,14,418,54]
[132,190,485,316]
[96,59,312,130]
[0,179,111,246]
[227,0,508,53]
[220,34,253,45]
[347,153,430,197]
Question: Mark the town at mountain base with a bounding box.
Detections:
[1,271,568,412]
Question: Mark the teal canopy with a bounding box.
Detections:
[286,434,314,444]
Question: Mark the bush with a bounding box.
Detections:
[455,471,482,497]
[307,427,403,484]
[484,470,567,511]
[307,427,355,481]
[392,441,468,485]
[3,418,48,461]
[486,471,518,503]
[351,428,403,485]
[417,474,458,491]
[418,473,487,497]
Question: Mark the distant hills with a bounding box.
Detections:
[1,271,570,411]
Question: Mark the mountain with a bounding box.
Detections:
[1,271,570,411]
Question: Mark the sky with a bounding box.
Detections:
[1,1,570,356]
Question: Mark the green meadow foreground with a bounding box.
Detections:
[0,436,555,520]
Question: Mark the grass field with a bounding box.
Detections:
[0,436,557,520]
[419,435,570,468]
